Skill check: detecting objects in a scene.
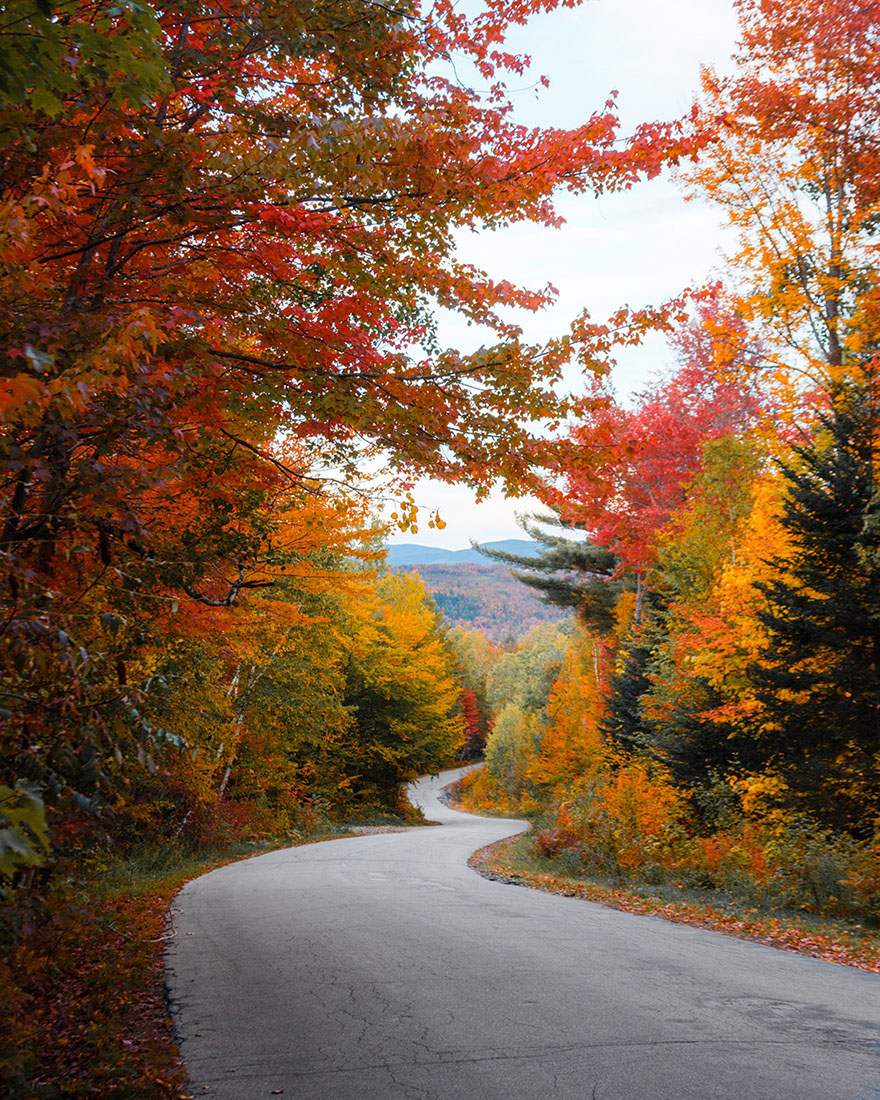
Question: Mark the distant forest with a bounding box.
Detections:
[394,562,566,640]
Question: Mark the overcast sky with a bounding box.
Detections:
[387,0,739,550]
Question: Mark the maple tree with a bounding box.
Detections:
[120,523,467,829]
[0,1,166,115]
[562,298,764,580]
[457,689,485,760]
[611,436,773,797]
[0,0,692,858]
[470,621,573,805]
[687,0,880,384]
[656,435,766,602]
[623,469,789,804]
[11,2,880,1093]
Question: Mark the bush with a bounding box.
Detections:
[529,763,880,921]
[534,763,688,878]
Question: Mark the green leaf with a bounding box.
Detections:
[0,782,49,892]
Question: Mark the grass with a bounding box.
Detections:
[469,832,880,972]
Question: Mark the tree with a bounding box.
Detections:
[563,301,763,578]
[656,436,766,603]
[477,622,572,803]
[529,622,609,794]
[484,704,541,804]
[628,471,790,789]
[476,512,623,633]
[599,622,658,759]
[750,377,880,834]
[457,688,485,760]
[0,0,687,830]
[446,625,499,758]
[688,0,880,384]
[546,304,769,803]
[0,0,166,116]
[626,438,771,799]
[485,622,570,718]
[339,572,463,814]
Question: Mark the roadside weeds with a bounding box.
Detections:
[2,826,393,1099]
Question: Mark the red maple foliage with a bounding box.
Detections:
[560,299,763,573]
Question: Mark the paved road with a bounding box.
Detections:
[166,768,880,1099]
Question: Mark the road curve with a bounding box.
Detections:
[165,767,880,1099]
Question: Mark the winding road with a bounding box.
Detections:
[165,767,880,1099]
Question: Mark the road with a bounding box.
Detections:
[165,767,880,1099]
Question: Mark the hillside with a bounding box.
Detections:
[394,561,566,640]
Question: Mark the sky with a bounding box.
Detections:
[387,0,740,550]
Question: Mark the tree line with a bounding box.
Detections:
[463,0,880,917]
[0,0,687,892]
[3,0,880,922]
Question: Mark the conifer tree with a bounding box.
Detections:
[475,513,625,634]
[751,379,880,834]
[599,633,656,757]
[642,671,749,816]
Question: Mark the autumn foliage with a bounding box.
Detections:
[459,0,880,941]
[5,0,880,1091]
[0,0,694,898]
[0,3,700,1088]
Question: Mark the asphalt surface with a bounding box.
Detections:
[165,767,880,1099]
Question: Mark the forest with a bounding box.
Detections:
[394,560,566,639]
[2,0,880,1093]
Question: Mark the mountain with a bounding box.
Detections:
[385,539,539,567]
[393,561,566,640]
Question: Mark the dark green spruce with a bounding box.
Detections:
[751,379,880,834]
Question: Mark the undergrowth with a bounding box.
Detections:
[449,765,880,973]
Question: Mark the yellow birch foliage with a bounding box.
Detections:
[685,1,880,389]
[662,473,791,728]
[529,624,611,795]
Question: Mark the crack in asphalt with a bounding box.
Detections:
[167,769,880,1099]
[181,1034,880,1080]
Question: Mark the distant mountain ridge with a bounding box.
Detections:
[385,538,538,567]
[393,561,564,639]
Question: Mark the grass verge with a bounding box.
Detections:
[469,832,880,972]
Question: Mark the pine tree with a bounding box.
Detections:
[751,379,880,834]
[643,671,751,818]
[599,632,656,756]
[596,595,737,787]
[475,513,625,634]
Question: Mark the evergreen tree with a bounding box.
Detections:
[644,671,750,818]
[475,513,626,634]
[596,596,741,791]
[599,632,655,756]
[751,379,880,834]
